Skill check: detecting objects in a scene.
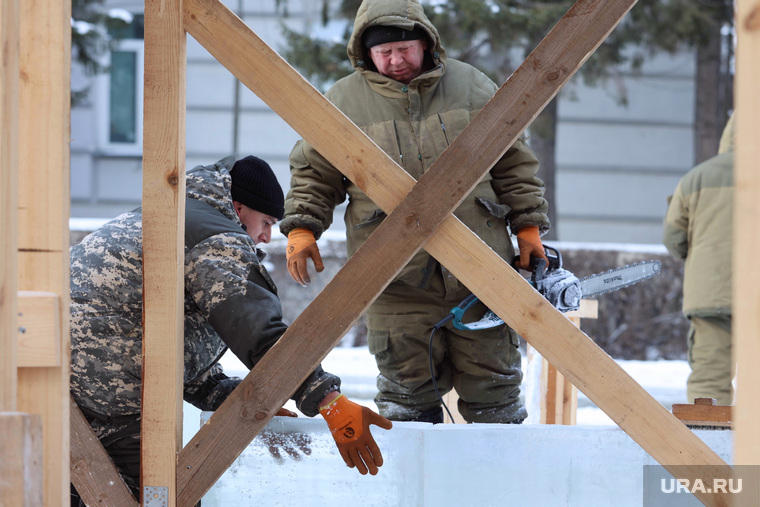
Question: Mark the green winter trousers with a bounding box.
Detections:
[367,269,526,424]
[686,314,733,406]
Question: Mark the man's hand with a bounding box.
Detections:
[516,225,548,272]
[286,228,324,286]
[319,394,392,476]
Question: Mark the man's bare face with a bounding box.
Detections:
[369,39,428,84]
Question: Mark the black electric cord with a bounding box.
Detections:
[429,314,455,423]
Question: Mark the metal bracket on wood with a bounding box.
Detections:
[143,486,169,507]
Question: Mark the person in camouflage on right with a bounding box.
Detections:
[69,155,391,505]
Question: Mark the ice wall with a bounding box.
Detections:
[199,414,732,507]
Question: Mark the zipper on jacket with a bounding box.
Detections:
[437,113,450,145]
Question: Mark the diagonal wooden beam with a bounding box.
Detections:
[70,397,138,507]
[179,1,730,506]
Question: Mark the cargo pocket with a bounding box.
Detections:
[507,328,521,347]
[368,329,390,365]
[475,196,510,219]
[353,209,387,231]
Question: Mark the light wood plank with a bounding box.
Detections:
[17,291,60,368]
[565,299,598,320]
[70,397,138,507]
[180,3,730,506]
[673,399,732,426]
[142,0,186,502]
[16,0,71,505]
[545,363,561,424]
[734,0,760,473]
[0,412,43,506]
[0,0,20,411]
[442,392,467,424]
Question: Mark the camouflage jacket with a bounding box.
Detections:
[70,157,339,418]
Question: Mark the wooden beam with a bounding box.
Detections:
[673,398,732,428]
[0,412,43,506]
[70,397,138,507]
[0,0,20,411]
[17,0,71,505]
[142,0,186,503]
[17,291,60,368]
[734,0,760,471]
[180,2,730,506]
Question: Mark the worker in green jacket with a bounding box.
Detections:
[280,0,550,424]
[663,114,735,406]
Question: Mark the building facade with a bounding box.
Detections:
[70,0,700,244]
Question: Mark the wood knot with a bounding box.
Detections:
[746,5,760,31]
[167,174,179,186]
[255,412,268,420]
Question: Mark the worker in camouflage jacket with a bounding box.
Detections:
[281,0,550,424]
[663,114,735,406]
[70,156,392,502]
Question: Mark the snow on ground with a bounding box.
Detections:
[211,346,692,427]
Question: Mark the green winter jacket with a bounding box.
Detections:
[281,0,549,291]
[663,118,734,316]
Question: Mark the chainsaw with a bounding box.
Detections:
[450,245,661,331]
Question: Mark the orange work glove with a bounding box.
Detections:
[320,394,393,476]
[515,225,549,271]
[286,228,324,286]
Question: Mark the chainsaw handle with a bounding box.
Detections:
[513,244,562,272]
[449,294,480,330]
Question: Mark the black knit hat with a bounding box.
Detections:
[363,24,427,49]
[229,155,285,220]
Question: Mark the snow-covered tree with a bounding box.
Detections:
[71,0,132,105]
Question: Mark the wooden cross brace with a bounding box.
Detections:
[167,0,732,505]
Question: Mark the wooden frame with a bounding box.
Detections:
[14,0,72,504]
[141,0,187,500]
[169,1,731,506]
[1,0,19,412]
[4,0,755,504]
[0,2,42,504]
[734,0,760,470]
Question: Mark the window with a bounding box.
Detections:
[97,16,144,155]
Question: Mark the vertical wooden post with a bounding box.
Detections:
[0,414,43,506]
[16,0,71,505]
[1,1,43,504]
[527,300,597,425]
[1,0,19,412]
[142,0,186,503]
[734,0,760,474]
